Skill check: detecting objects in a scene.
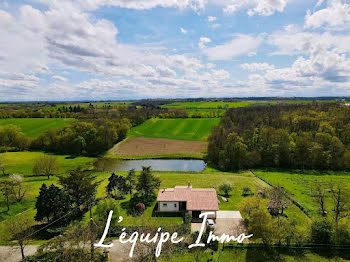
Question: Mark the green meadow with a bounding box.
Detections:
[0,152,94,176]
[128,118,220,141]
[0,152,94,221]
[0,118,74,137]
[162,101,254,109]
[253,169,350,219]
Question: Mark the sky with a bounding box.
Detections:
[0,0,350,101]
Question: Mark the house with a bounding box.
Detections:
[156,182,219,219]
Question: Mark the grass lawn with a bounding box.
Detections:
[160,248,350,262]
[128,118,220,141]
[0,118,74,137]
[92,169,308,229]
[253,169,350,219]
[0,152,94,176]
[0,152,95,222]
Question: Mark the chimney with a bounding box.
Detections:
[162,187,165,193]
[188,181,191,188]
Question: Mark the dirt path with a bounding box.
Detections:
[0,241,136,262]
[0,245,38,262]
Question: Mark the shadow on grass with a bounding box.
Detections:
[120,194,156,216]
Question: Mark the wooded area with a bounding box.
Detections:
[208,103,350,171]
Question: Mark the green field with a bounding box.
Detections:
[0,118,74,137]
[161,248,349,262]
[253,169,350,218]
[0,152,94,176]
[55,101,132,108]
[0,152,94,221]
[128,118,220,141]
[162,101,254,109]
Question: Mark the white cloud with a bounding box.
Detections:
[52,75,68,82]
[241,63,275,71]
[240,47,350,96]
[221,0,289,16]
[31,0,207,11]
[268,24,350,56]
[305,0,350,30]
[180,27,187,34]
[201,34,262,61]
[198,37,211,49]
[208,16,216,22]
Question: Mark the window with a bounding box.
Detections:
[163,203,167,207]
[174,204,177,208]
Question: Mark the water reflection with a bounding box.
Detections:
[94,158,206,172]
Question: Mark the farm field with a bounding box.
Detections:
[161,101,254,109]
[186,108,226,117]
[128,118,220,141]
[253,169,350,218]
[0,118,74,137]
[108,137,208,158]
[55,101,132,108]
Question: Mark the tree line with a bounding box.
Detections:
[208,103,350,171]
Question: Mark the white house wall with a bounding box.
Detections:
[158,201,180,212]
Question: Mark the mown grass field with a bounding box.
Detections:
[128,118,220,141]
[0,152,94,176]
[0,118,74,137]
[253,169,350,219]
[162,101,254,109]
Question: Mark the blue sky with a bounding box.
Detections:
[0,0,350,101]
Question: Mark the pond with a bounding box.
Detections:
[94,158,206,172]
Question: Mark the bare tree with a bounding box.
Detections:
[9,174,28,202]
[4,213,34,260]
[312,180,327,216]
[0,180,14,210]
[329,181,350,226]
[268,186,289,216]
[33,155,60,179]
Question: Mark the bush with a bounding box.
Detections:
[136,203,145,216]
[311,218,333,245]
[219,183,232,196]
[242,186,252,196]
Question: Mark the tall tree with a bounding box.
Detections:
[35,183,71,223]
[312,180,327,216]
[126,169,136,198]
[33,155,60,179]
[59,167,100,209]
[329,182,349,227]
[59,167,100,261]
[106,173,128,199]
[136,166,161,199]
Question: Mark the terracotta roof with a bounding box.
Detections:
[157,186,219,211]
